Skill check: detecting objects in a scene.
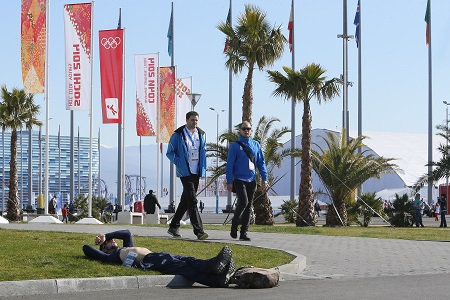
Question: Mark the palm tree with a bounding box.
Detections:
[206,116,295,225]
[267,64,340,226]
[217,4,286,124]
[415,122,450,190]
[312,130,398,226]
[0,86,41,221]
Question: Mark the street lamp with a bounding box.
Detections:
[187,93,202,110]
[209,107,226,214]
[444,101,450,195]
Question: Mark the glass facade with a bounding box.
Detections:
[0,130,99,210]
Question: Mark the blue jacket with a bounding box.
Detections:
[226,136,268,184]
[166,125,207,178]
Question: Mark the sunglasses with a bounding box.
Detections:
[241,127,252,131]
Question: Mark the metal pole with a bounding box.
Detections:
[28,130,32,208]
[70,111,74,202]
[88,0,95,217]
[226,0,233,211]
[78,127,80,196]
[2,129,4,213]
[290,0,296,202]
[44,0,50,214]
[444,101,449,192]
[20,130,23,209]
[216,111,219,214]
[427,0,433,205]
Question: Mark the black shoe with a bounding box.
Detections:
[209,246,233,275]
[239,234,251,241]
[217,258,236,287]
[230,224,238,239]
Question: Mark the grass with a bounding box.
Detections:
[0,229,294,282]
[3,221,449,282]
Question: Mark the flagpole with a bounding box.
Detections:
[98,128,101,198]
[116,8,123,211]
[157,53,161,211]
[58,125,61,197]
[44,0,50,214]
[121,27,127,209]
[427,0,433,204]
[78,127,80,196]
[28,130,32,209]
[2,130,4,213]
[355,0,362,196]
[169,1,176,212]
[226,0,233,211]
[87,0,95,218]
[289,0,296,202]
[20,130,23,208]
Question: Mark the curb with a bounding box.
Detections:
[0,251,304,297]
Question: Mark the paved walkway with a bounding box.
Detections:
[1,218,450,296]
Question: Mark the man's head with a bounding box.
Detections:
[185,111,199,130]
[149,190,153,194]
[415,193,420,199]
[240,121,252,138]
[99,239,119,253]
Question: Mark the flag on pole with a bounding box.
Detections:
[99,29,124,124]
[223,7,231,53]
[63,3,92,111]
[117,8,122,29]
[134,53,159,136]
[288,0,294,53]
[354,0,360,48]
[425,0,430,45]
[21,0,46,94]
[167,7,173,57]
[158,66,176,143]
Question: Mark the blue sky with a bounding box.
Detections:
[1,0,450,148]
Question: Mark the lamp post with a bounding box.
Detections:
[210,107,225,214]
[444,101,450,195]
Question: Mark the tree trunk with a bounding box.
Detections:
[242,65,254,124]
[6,129,20,221]
[296,100,316,226]
[253,189,274,225]
[325,200,348,226]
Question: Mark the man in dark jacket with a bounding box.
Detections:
[439,194,447,227]
[144,190,161,214]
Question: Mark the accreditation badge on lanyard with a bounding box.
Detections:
[249,160,255,170]
[185,127,199,161]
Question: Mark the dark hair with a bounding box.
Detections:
[99,240,118,253]
[186,111,199,120]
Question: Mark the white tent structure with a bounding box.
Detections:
[272,129,445,204]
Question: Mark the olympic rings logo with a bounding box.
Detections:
[101,37,121,49]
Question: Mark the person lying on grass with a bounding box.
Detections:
[82,229,235,287]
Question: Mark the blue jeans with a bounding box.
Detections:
[415,209,423,227]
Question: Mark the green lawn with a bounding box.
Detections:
[0,229,293,281]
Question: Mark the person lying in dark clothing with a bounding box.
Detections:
[82,229,235,287]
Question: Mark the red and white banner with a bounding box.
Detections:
[175,77,192,127]
[135,53,158,136]
[158,66,176,143]
[64,3,92,110]
[99,29,123,124]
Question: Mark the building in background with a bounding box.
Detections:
[0,131,100,210]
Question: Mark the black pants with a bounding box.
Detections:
[170,174,204,235]
[232,179,256,235]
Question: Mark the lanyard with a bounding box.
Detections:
[183,126,198,147]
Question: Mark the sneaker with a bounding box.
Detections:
[167,227,182,238]
[197,232,209,240]
[217,258,236,288]
[209,246,233,275]
[239,234,251,241]
[230,224,238,239]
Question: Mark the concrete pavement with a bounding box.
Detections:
[1,214,450,297]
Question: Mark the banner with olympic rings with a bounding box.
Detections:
[63,3,92,111]
[99,29,123,124]
[134,53,158,136]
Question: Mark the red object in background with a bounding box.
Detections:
[438,184,450,215]
[134,201,144,213]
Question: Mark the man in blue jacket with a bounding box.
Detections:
[226,121,268,241]
[166,111,208,240]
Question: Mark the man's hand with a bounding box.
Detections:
[261,181,268,191]
[227,184,233,192]
[95,234,106,245]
